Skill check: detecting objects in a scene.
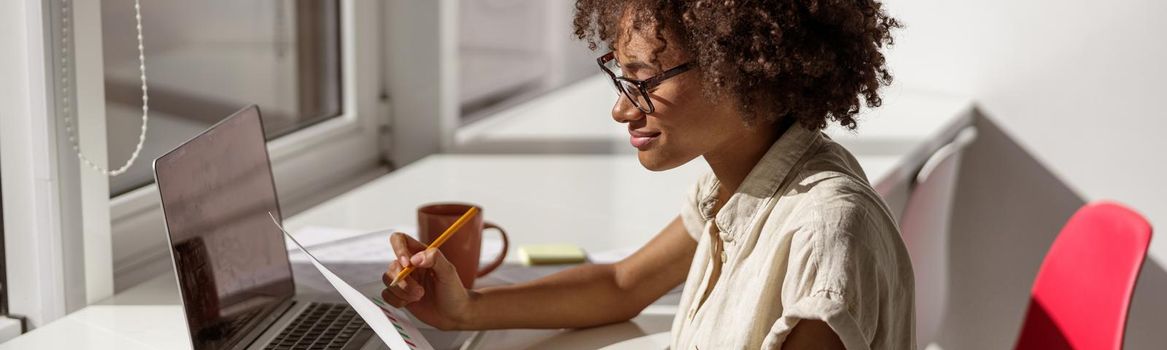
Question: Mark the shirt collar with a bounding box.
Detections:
[697,125,822,242]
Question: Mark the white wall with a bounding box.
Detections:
[882,0,1167,348]
[883,0,1167,254]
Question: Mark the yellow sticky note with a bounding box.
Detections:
[519,244,587,265]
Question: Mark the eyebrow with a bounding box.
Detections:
[619,59,657,73]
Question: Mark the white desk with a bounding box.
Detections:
[3,76,973,349]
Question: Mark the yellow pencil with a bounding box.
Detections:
[391,206,478,287]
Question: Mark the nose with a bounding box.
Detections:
[611,94,645,124]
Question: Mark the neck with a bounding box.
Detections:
[704,123,787,203]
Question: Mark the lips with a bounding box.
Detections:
[629,129,662,149]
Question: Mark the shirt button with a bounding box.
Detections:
[720,251,727,263]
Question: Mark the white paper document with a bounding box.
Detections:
[270,214,434,350]
[285,227,502,265]
[282,225,503,295]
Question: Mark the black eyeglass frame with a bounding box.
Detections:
[596,51,692,114]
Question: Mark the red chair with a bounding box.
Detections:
[1015,202,1152,350]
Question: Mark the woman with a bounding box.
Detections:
[382,0,912,348]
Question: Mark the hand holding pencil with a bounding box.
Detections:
[391,206,478,286]
[381,207,478,329]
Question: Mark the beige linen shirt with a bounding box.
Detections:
[670,125,915,350]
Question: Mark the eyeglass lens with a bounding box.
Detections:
[604,59,652,112]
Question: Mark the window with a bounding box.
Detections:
[457,0,594,120]
[102,1,386,290]
[101,0,342,195]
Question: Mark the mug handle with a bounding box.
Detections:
[477,221,510,277]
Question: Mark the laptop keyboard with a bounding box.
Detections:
[264,303,368,350]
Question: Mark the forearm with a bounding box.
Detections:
[459,263,653,330]
[455,217,696,330]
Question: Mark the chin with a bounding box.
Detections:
[636,148,692,172]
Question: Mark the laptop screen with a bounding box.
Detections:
[155,106,294,349]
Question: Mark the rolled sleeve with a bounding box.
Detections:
[761,209,885,350]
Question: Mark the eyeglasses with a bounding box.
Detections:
[596,51,692,114]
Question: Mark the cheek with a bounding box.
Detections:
[652,89,724,151]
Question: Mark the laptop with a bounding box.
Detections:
[154,105,378,350]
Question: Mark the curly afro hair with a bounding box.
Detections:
[573,0,901,131]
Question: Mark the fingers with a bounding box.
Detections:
[382,268,425,294]
[382,268,397,287]
[382,254,426,309]
[410,249,461,284]
[380,277,425,308]
[382,267,423,288]
[389,232,427,268]
[387,281,420,301]
[383,233,429,307]
[381,288,410,308]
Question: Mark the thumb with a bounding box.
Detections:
[412,249,463,287]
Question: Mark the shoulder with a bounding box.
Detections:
[770,142,899,254]
[788,181,890,230]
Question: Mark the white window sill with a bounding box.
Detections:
[0,317,22,344]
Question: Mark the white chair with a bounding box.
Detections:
[900,127,977,349]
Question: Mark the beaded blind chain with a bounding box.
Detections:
[60,0,149,176]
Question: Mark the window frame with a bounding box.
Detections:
[1,0,76,329]
[0,157,6,321]
[104,0,389,290]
